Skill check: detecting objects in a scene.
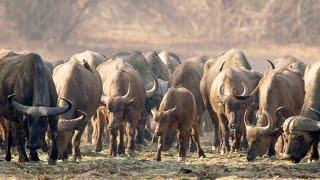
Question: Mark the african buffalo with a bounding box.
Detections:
[0,52,72,164]
[158,51,181,75]
[53,60,102,162]
[272,55,306,75]
[145,51,170,81]
[210,66,262,154]
[245,64,305,161]
[69,50,106,69]
[152,87,205,161]
[166,60,207,150]
[279,62,320,163]
[97,60,157,157]
[200,49,252,150]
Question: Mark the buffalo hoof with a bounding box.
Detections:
[178,157,186,161]
[127,149,136,158]
[95,146,102,153]
[109,151,117,157]
[154,156,161,161]
[19,155,29,163]
[117,147,125,155]
[29,154,40,162]
[48,158,57,165]
[71,156,82,163]
[198,149,205,158]
[5,154,11,162]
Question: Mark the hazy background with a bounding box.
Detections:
[0,0,319,67]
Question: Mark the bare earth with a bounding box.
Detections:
[0,133,319,179]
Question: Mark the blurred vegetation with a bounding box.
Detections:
[0,0,319,48]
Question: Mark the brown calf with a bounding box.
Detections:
[152,87,205,161]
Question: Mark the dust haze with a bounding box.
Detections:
[1,0,320,67]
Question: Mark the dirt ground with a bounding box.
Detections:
[0,133,319,179]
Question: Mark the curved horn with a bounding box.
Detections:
[58,110,87,131]
[7,94,72,117]
[164,106,176,116]
[244,108,254,130]
[309,107,320,118]
[276,106,286,123]
[240,82,248,96]
[257,111,273,134]
[218,83,225,99]
[235,82,251,100]
[219,61,225,72]
[121,83,132,101]
[146,75,158,98]
[267,59,275,69]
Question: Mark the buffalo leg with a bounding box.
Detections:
[308,140,319,161]
[127,119,137,158]
[218,114,230,154]
[178,130,189,161]
[83,120,93,144]
[241,135,249,151]
[155,134,166,161]
[267,141,276,157]
[109,130,117,156]
[5,128,13,161]
[117,122,125,155]
[94,111,105,152]
[48,117,58,165]
[208,108,220,150]
[29,149,40,162]
[190,114,201,152]
[191,122,205,158]
[71,129,85,162]
[15,125,29,162]
[164,130,176,151]
[231,129,241,152]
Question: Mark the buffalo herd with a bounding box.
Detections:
[0,48,318,165]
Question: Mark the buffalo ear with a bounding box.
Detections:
[270,127,283,137]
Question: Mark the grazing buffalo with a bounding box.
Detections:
[0,52,72,164]
[210,66,262,154]
[272,55,306,75]
[158,51,181,75]
[53,60,102,161]
[245,64,305,161]
[200,49,252,150]
[279,62,320,163]
[97,60,157,157]
[145,51,170,81]
[152,87,205,161]
[69,50,106,69]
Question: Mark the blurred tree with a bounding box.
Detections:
[3,0,100,42]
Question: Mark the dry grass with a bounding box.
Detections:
[0,134,319,179]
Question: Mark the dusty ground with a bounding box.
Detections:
[0,134,319,179]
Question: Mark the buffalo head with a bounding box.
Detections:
[151,106,176,137]
[7,94,72,150]
[101,84,138,131]
[245,109,278,161]
[217,82,252,130]
[280,107,320,163]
